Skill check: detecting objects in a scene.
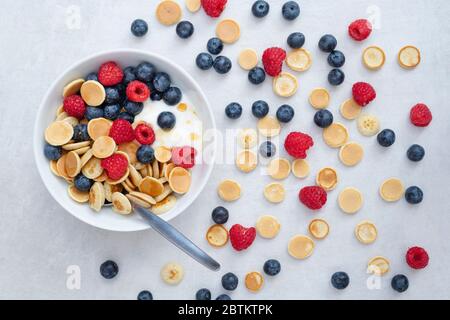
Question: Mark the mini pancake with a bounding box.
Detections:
[62,141,91,151]
[155,146,172,163]
[291,159,310,179]
[257,116,281,138]
[89,181,105,212]
[245,272,264,292]
[80,80,105,107]
[218,179,241,202]
[267,158,291,180]
[273,72,298,97]
[308,219,330,240]
[238,49,258,70]
[151,195,177,215]
[398,46,421,69]
[124,177,137,191]
[105,168,130,185]
[159,161,165,178]
[126,194,151,209]
[139,176,165,197]
[128,191,157,205]
[357,114,380,137]
[164,163,176,179]
[168,167,191,194]
[92,136,116,159]
[63,116,79,127]
[94,172,108,182]
[380,178,404,202]
[121,180,135,193]
[323,122,349,148]
[236,150,258,173]
[363,46,386,70]
[65,151,82,178]
[206,224,229,247]
[355,220,377,244]
[134,162,146,171]
[111,192,133,215]
[45,121,74,146]
[338,187,363,214]
[145,163,154,178]
[56,154,70,179]
[288,235,315,260]
[117,141,139,164]
[152,160,160,178]
[154,184,174,202]
[237,128,257,149]
[340,98,362,120]
[186,0,201,12]
[309,88,330,109]
[87,118,112,141]
[56,111,69,122]
[68,184,89,203]
[104,182,123,202]
[129,164,143,187]
[263,183,285,203]
[81,156,103,179]
[368,256,390,276]
[56,104,64,117]
[156,0,182,26]
[216,19,240,44]
[73,146,91,156]
[63,78,85,97]
[286,49,312,72]
[316,167,338,191]
[50,160,60,176]
[339,142,364,166]
[256,215,281,239]
[80,149,93,167]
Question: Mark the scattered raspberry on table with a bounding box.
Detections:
[410,103,433,127]
[284,132,314,159]
[229,224,256,251]
[406,246,429,269]
[348,19,373,41]
[299,186,327,210]
[262,47,287,77]
[352,82,376,106]
[201,0,227,18]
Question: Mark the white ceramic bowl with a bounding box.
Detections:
[34,49,216,232]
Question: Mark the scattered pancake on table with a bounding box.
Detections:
[355,221,378,244]
[398,45,421,69]
[363,46,386,70]
[216,19,241,44]
[338,187,363,214]
[286,49,312,72]
[308,219,330,240]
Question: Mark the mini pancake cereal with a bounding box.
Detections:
[63,79,85,98]
[308,219,330,240]
[245,272,264,292]
[286,49,312,72]
[92,136,116,159]
[140,176,165,197]
[63,141,91,151]
[45,121,74,146]
[156,0,182,26]
[185,0,201,12]
[340,98,362,120]
[323,123,349,148]
[151,195,177,215]
[363,46,386,70]
[291,159,310,179]
[89,181,106,212]
[216,19,241,44]
[168,167,191,194]
[339,142,364,166]
[288,235,315,260]
[80,80,105,107]
[309,88,330,109]
[87,118,112,141]
[368,256,390,276]
[256,215,281,239]
[257,116,281,137]
[380,178,404,202]
[68,184,89,203]
[218,179,241,202]
[82,157,103,179]
[206,224,229,247]
[398,45,421,69]
[267,158,291,180]
[65,151,82,178]
[355,221,377,244]
[316,167,338,191]
[338,187,363,214]
[155,146,172,163]
[236,150,258,173]
[238,49,259,70]
[111,192,133,215]
[273,72,298,97]
[263,183,285,203]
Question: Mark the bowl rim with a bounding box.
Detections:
[33,48,216,232]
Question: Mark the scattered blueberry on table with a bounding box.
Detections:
[248,67,266,85]
[212,206,229,224]
[196,288,212,300]
[252,100,269,118]
[319,34,337,52]
[196,53,214,70]
[377,129,396,147]
[327,50,346,68]
[282,1,300,21]
[407,144,425,162]
[100,260,119,279]
[276,104,295,123]
[225,102,243,119]
[213,56,232,74]
[131,19,148,37]
[176,21,194,39]
[314,110,334,128]
[405,186,424,204]
[216,294,232,300]
[207,37,224,55]
[252,0,270,18]
[328,68,345,86]
[137,290,153,300]
[222,272,239,291]
[287,32,305,49]
[331,272,350,290]
[263,259,281,276]
[259,141,276,158]
[391,274,409,293]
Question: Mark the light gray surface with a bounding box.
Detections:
[0,0,449,300]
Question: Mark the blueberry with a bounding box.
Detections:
[213,56,232,74]
[117,112,135,123]
[74,174,93,192]
[44,144,62,160]
[407,144,425,162]
[86,72,98,81]
[153,72,171,92]
[124,100,144,116]
[157,111,176,130]
[137,290,153,300]
[319,34,337,52]
[252,100,269,118]
[259,141,276,158]
[176,20,194,39]
[136,62,157,83]
[122,66,137,85]
[328,69,345,86]
[314,110,334,128]
[196,52,214,70]
[195,288,211,300]
[276,104,295,123]
[252,0,270,18]
[207,37,223,55]
[212,206,229,224]
[222,272,238,291]
[263,259,281,276]
[100,260,119,279]
[405,186,423,204]
[287,32,305,49]
[72,124,90,142]
[136,145,155,164]
[85,106,104,120]
[104,87,121,105]
[150,91,163,101]
[216,294,232,300]
[282,1,300,20]
[115,83,127,101]
[331,272,350,290]
[391,274,409,293]
[163,87,182,106]
[103,104,121,120]
[131,19,148,37]
[327,50,346,68]
[377,129,396,147]
[225,103,242,119]
[248,67,266,85]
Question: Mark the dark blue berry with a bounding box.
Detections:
[314,110,334,128]
[405,186,423,204]
[85,106,104,120]
[105,87,121,105]
[176,21,194,39]
[328,69,345,86]
[163,87,182,106]
[222,272,238,291]
[259,141,276,158]
[391,274,409,293]
[44,144,62,161]
[122,66,137,85]
[86,72,98,81]
[377,129,396,147]
[212,206,229,224]
[213,56,232,74]
[407,144,425,162]
[252,0,270,18]
[319,34,337,52]
[287,32,305,49]
[216,294,232,300]
[136,145,155,164]
[100,260,119,279]
[263,259,281,276]
[153,72,171,92]
[207,37,223,55]
[72,124,90,142]
[137,290,153,300]
[157,111,176,130]
[276,104,295,123]
[252,100,269,118]
[331,272,349,290]
[136,62,157,83]
[131,19,148,37]
[74,174,93,192]
[248,67,266,84]
[282,1,300,20]
[115,83,127,101]
[150,91,163,101]
[196,53,214,70]
[225,103,242,119]
[328,50,346,67]
[117,112,135,123]
[196,288,211,300]
[124,100,144,116]
[103,104,121,120]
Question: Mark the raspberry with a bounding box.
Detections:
[109,119,135,145]
[101,153,129,181]
[410,103,432,127]
[201,0,227,18]
[406,246,429,270]
[229,224,256,251]
[63,95,86,119]
[348,19,372,41]
[352,82,376,106]
[284,132,314,159]
[299,186,327,210]
[135,123,155,145]
[172,146,197,169]
[262,47,287,77]
[126,80,150,103]
[98,61,124,86]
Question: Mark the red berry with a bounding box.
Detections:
[262,47,286,77]
[410,103,432,127]
[299,186,327,210]
[172,146,197,169]
[98,61,124,86]
[101,153,129,180]
[201,0,227,18]
[284,132,314,159]
[109,119,135,145]
[63,95,86,119]
[126,80,150,103]
[406,246,429,269]
[348,19,372,41]
[352,82,376,106]
[135,123,155,145]
[229,224,256,251]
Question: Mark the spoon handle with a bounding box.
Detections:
[134,205,221,271]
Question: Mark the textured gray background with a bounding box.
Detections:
[0,0,449,300]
